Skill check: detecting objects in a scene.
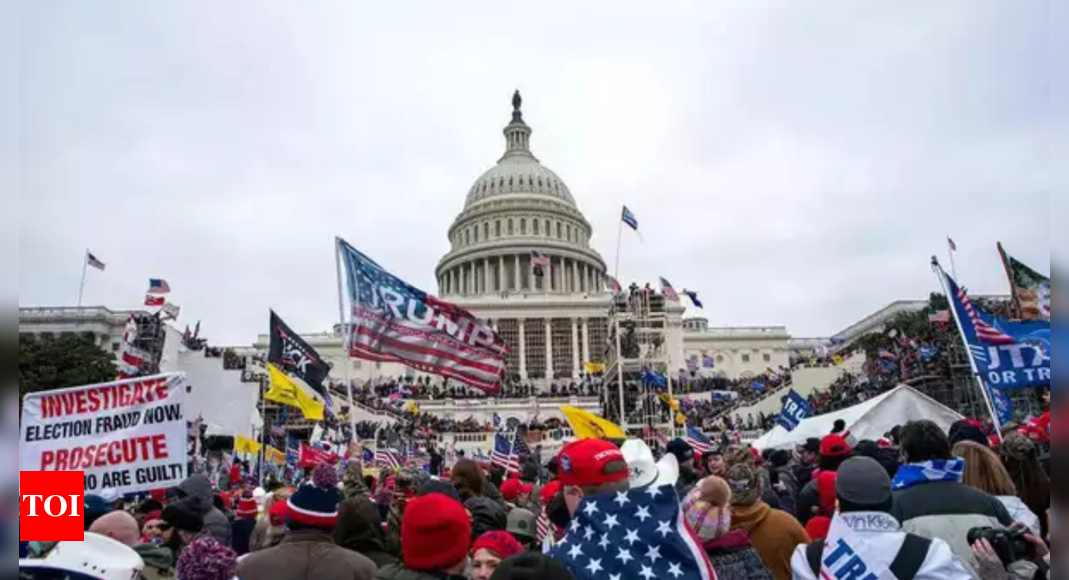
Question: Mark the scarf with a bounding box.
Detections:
[891,458,964,490]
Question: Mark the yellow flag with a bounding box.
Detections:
[584,361,606,374]
[265,446,286,465]
[235,434,262,455]
[561,405,626,440]
[832,355,845,366]
[266,363,325,420]
[675,412,686,425]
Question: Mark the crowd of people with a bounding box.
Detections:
[22,396,1055,580]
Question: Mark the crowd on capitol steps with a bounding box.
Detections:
[20,395,1055,580]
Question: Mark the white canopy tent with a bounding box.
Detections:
[752,385,962,451]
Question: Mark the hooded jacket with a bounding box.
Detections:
[336,497,398,569]
[730,502,811,580]
[175,475,231,545]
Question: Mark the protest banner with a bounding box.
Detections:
[20,373,189,495]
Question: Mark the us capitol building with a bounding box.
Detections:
[22,93,868,389]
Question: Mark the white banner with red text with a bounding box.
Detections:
[20,373,189,495]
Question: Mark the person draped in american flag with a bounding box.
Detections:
[548,439,717,580]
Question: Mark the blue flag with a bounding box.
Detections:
[944,270,1050,390]
[986,382,1016,425]
[622,205,639,231]
[681,290,703,309]
[642,368,667,390]
[750,381,766,392]
[549,484,716,580]
[777,389,811,432]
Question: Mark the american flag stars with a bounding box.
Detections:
[550,487,714,580]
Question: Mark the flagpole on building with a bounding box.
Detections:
[334,238,359,439]
[931,258,1004,439]
[947,237,959,280]
[77,251,89,307]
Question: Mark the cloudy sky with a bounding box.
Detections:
[19,0,1059,345]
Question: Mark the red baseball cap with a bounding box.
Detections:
[557,439,628,488]
[821,435,852,457]
[539,480,563,505]
[500,478,534,502]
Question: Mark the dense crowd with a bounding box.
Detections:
[23,405,1056,580]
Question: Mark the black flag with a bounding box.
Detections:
[268,311,330,397]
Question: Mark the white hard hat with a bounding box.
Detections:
[20,533,144,580]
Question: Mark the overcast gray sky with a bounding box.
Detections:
[19,0,1059,345]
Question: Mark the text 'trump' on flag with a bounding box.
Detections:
[337,238,510,394]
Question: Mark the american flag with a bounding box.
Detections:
[536,508,551,543]
[337,238,510,393]
[950,276,1016,344]
[86,252,106,271]
[531,250,550,268]
[548,483,716,580]
[685,425,714,454]
[660,277,679,302]
[492,433,524,474]
[375,448,402,470]
[605,275,623,295]
[148,278,171,294]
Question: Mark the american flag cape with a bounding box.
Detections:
[337,238,510,393]
[548,484,717,580]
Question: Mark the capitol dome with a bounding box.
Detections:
[436,91,608,300]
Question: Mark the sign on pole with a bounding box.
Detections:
[19,373,189,495]
[777,389,812,432]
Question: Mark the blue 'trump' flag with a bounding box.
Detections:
[942,269,1050,390]
[777,389,811,432]
[549,483,716,580]
[337,238,510,393]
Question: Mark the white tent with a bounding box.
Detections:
[752,385,962,451]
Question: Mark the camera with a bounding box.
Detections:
[967,527,1030,566]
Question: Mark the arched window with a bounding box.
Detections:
[566,224,572,241]
[508,219,514,235]
[544,220,550,237]
[483,223,489,240]
[533,220,540,235]
[557,222,562,239]
[495,221,501,237]
[465,229,471,245]
[474,227,479,242]
[520,219,527,235]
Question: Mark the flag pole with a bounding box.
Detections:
[77,251,88,307]
[931,258,1004,440]
[334,238,358,439]
[947,238,959,280]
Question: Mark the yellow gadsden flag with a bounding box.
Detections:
[561,405,626,440]
[266,363,325,421]
[583,361,607,374]
[235,434,262,455]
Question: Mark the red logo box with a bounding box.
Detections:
[20,471,85,542]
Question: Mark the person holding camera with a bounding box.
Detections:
[969,525,1049,580]
[889,421,1021,579]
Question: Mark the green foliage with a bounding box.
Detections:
[19,333,117,398]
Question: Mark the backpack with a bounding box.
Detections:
[806,534,932,580]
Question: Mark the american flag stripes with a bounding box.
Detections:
[531,250,550,268]
[685,425,714,454]
[148,279,171,294]
[337,238,510,393]
[536,509,551,543]
[952,280,1016,344]
[660,277,680,302]
[375,448,402,470]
